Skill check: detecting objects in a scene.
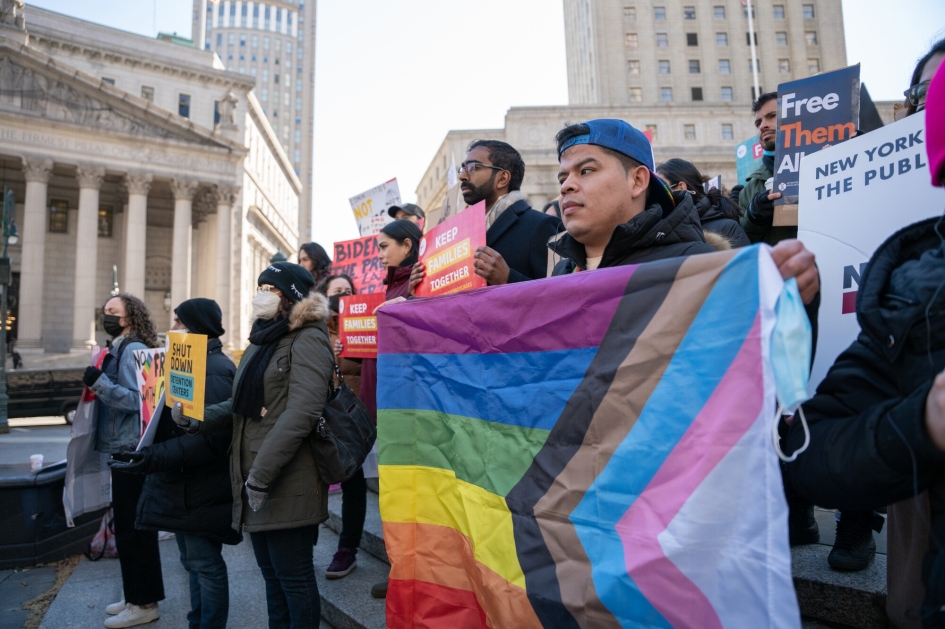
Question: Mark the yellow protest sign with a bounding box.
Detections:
[165,332,208,421]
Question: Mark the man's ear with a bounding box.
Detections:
[494,168,512,192]
[630,166,649,200]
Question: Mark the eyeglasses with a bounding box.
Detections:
[904,80,931,107]
[257,285,281,295]
[457,161,505,177]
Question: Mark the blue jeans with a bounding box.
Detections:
[250,525,320,629]
[176,534,229,629]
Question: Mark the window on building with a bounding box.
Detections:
[656,32,668,47]
[227,54,233,60]
[628,60,641,75]
[721,124,734,140]
[97,205,113,237]
[240,34,246,46]
[779,58,791,73]
[749,58,759,72]
[721,86,733,100]
[229,1,235,26]
[743,6,755,18]
[284,92,290,106]
[178,93,190,118]
[660,87,673,102]
[625,33,638,49]
[687,33,698,46]
[239,54,245,61]
[274,73,280,84]
[294,149,301,163]
[713,6,725,19]
[140,85,154,101]
[218,2,224,17]
[253,4,259,28]
[264,36,270,50]
[689,60,701,73]
[803,4,815,18]
[716,32,728,46]
[296,78,302,91]
[773,5,785,19]
[239,67,245,74]
[241,2,247,26]
[251,67,257,76]
[49,200,68,233]
[746,32,757,45]
[658,60,671,74]
[262,69,269,82]
[296,97,302,111]
[683,6,695,19]
[283,126,289,141]
[719,59,731,73]
[287,41,292,55]
[216,33,222,47]
[262,88,268,102]
[227,33,234,46]
[295,130,301,143]
[275,39,281,52]
[629,87,643,102]
[684,124,696,140]
[645,124,658,141]
[691,87,703,101]
[776,31,788,45]
[265,6,271,29]
[297,47,303,60]
[624,6,636,19]
[251,54,257,61]
[806,31,818,45]
[102,77,115,85]
[808,58,820,73]
[263,56,269,63]
[654,5,666,20]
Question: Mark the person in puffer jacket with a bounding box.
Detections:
[109,298,237,629]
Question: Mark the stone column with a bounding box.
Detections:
[215,185,238,348]
[123,173,152,299]
[18,157,53,351]
[72,165,105,349]
[170,178,198,325]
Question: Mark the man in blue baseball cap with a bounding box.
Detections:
[549,119,821,311]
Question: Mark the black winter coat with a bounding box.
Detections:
[693,196,751,248]
[136,338,240,544]
[550,192,717,274]
[488,199,561,283]
[784,218,945,626]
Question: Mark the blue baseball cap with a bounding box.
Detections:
[557,119,675,211]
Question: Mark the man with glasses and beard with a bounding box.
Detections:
[416,140,560,287]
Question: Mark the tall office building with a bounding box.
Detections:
[194,0,316,242]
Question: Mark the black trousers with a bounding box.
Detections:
[339,468,367,549]
[112,470,165,605]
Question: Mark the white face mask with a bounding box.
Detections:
[252,291,281,320]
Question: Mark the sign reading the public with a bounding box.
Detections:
[415,201,487,298]
[339,293,387,359]
[773,64,860,205]
[349,178,402,237]
[133,347,166,433]
[165,332,207,421]
[333,236,386,294]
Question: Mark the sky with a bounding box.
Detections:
[25,0,945,253]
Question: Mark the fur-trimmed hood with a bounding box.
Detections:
[288,292,330,331]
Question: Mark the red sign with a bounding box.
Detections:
[338,293,386,359]
[415,201,487,298]
[333,235,386,294]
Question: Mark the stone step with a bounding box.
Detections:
[324,488,389,566]
[315,524,387,629]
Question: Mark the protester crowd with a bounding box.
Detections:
[76,36,945,629]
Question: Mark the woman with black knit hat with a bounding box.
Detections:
[109,298,237,629]
[173,262,334,629]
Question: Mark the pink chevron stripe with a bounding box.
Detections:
[615,312,764,629]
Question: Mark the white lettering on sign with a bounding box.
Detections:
[350,303,368,314]
[781,92,839,118]
[435,227,459,249]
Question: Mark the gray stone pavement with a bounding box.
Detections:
[0,565,56,629]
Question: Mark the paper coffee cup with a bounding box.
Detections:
[30,454,43,471]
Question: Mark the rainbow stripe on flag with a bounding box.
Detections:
[377,246,800,628]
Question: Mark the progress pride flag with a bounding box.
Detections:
[415,201,486,298]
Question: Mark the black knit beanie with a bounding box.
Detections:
[174,298,225,338]
[258,262,315,303]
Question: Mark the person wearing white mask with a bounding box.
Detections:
[173,262,334,629]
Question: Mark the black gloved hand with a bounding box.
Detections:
[82,366,103,388]
[747,190,776,227]
[108,450,149,474]
[729,184,744,205]
[110,448,138,463]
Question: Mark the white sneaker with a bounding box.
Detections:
[157,531,175,541]
[103,603,159,628]
[105,600,126,616]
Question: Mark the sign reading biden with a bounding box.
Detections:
[774,64,860,205]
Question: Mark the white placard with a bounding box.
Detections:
[349,178,402,237]
[798,113,943,392]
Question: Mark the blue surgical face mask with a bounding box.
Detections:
[770,278,812,462]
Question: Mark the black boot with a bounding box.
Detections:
[828,510,884,571]
[788,502,820,546]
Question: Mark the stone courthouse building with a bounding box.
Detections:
[0,3,301,353]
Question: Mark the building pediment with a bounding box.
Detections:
[0,41,238,151]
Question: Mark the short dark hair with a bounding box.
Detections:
[752,91,778,113]
[907,37,945,115]
[379,219,424,261]
[656,158,742,221]
[554,123,643,173]
[316,274,357,296]
[467,140,525,192]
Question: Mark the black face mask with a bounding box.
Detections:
[103,314,124,338]
[327,294,342,314]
